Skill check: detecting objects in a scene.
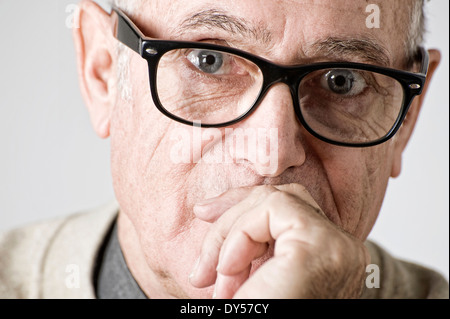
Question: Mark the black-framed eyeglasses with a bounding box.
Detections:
[111,7,429,147]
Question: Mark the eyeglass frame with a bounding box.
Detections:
[110,6,429,148]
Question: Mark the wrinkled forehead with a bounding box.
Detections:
[132,0,413,66]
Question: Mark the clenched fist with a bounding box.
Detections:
[189,184,370,298]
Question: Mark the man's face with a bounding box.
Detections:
[109,0,412,298]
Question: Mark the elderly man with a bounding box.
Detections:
[0,0,447,299]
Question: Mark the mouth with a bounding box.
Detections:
[191,161,334,226]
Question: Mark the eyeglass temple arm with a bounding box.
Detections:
[111,7,144,55]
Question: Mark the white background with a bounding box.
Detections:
[0,1,448,281]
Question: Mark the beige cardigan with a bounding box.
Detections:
[0,201,448,299]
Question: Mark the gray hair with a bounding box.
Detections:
[407,0,426,66]
[111,0,427,100]
[111,0,138,102]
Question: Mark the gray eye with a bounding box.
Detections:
[187,50,224,74]
[321,69,366,95]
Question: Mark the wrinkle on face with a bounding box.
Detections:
[110,0,410,298]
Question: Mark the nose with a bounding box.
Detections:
[231,83,307,177]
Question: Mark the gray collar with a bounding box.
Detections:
[96,222,147,299]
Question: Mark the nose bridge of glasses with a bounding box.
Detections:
[243,66,303,135]
[259,64,305,111]
[262,63,307,94]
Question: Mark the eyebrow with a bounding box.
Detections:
[175,9,391,66]
[175,9,272,44]
[306,37,391,66]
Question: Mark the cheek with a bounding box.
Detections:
[109,57,186,239]
[110,105,217,296]
[110,89,213,245]
[110,119,187,235]
[358,144,394,238]
[321,144,393,239]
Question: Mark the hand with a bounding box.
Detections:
[189,184,370,299]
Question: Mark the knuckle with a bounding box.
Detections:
[278,183,307,195]
[289,183,307,193]
[241,184,279,206]
[202,224,226,253]
[267,189,292,204]
[254,184,279,196]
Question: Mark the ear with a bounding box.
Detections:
[73,0,117,138]
[390,49,441,177]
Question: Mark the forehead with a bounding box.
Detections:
[136,0,411,66]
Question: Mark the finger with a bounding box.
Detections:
[232,257,299,299]
[190,186,277,287]
[189,199,254,287]
[217,191,320,276]
[213,266,251,299]
[194,183,323,223]
[191,184,322,289]
[275,183,325,218]
[219,191,332,298]
[217,228,269,275]
[193,186,255,223]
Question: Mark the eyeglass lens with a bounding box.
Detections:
[155,48,404,144]
[299,69,404,144]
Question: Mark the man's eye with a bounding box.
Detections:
[320,69,367,95]
[186,50,228,74]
